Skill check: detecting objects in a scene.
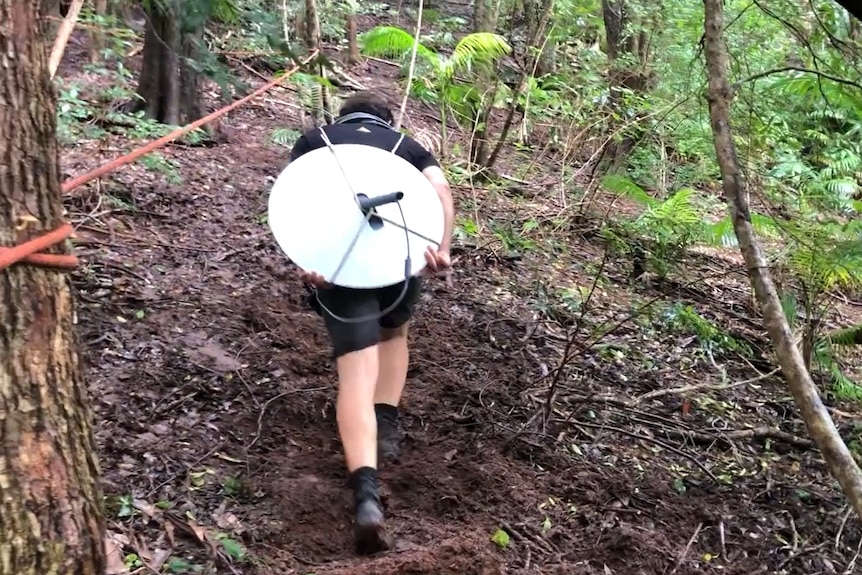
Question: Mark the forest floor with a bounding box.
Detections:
[56,13,862,575]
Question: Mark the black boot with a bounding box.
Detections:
[347,467,390,554]
[375,403,402,463]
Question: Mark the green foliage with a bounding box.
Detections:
[359,25,511,144]
[600,176,726,279]
[359,26,511,81]
[659,303,751,356]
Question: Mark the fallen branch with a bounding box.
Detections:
[668,425,815,450]
[635,367,781,402]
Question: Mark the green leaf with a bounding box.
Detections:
[444,32,511,78]
[220,537,247,560]
[358,26,438,70]
[490,528,510,548]
[600,175,658,207]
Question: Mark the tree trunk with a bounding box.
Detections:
[89,0,108,63]
[483,0,554,170]
[473,0,491,32]
[702,0,862,519]
[304,0,328,125]
[134,0,207,126]
[0,2,107,574]
[524,0,555,75]
[600,0,650,173]
[346,13,360,64]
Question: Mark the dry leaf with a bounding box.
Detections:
[104,532,130,575]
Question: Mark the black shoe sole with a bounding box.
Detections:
[354,501,391,555]
[354,521,391,555]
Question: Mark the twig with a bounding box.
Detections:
[246,386,328,450]
[669,522,702,574]
[147,445,223,498]
[328,62,367,90]
[835,505,854,551]
[673,426,814,450]
[731,66,862,94]
[842,532,862,575]
[557,418,719,483]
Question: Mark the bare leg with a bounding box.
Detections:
[374,322,410,406]
[334,344,391,553]
[335,345,380,472]
[374,323,410,462]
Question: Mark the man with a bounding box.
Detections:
[284,92,455,554]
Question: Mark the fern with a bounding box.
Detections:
[443,32,511,79]
[600,176,717,278]
[358,26,439,70]
[601,174,658,206]
[827,323,862,347]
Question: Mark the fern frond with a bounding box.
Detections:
[709,212,780,247]
[600,175,658,206]
[358,26,439,70]
[211,0,240,24]
[826,323,862,347]
[444,32,511,78]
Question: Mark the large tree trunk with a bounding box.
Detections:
[134,0,207,126]
[702,0,862,519]
[0,1,107,573]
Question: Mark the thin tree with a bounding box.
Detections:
[702,0,862,517]
[0,1,107,572]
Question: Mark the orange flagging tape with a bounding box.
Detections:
[0,223,78,271]
[0,52,317,273]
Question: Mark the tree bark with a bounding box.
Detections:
[134,0,207,126]
[600,0,651,173]
[346,13,360,64]
[702,0,862,518]
[524,0,555,75]
[472,0,491,32]
[0,2,107,574]
[303,0,329,125]
[89,0,108,64]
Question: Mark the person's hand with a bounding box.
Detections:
[297,268,332,289]
[421,246,452,278]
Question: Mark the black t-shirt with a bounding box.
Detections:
[288,121,440,172]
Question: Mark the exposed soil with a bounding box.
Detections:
[55,16,862,575]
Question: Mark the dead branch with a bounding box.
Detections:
[48,0,84,79]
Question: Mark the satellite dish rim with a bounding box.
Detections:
[267,142,445,290]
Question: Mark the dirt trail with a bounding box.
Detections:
[58,42,861,575]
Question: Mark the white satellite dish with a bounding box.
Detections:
[268,143,445,289]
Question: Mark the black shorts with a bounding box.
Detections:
[311,278,423,358]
